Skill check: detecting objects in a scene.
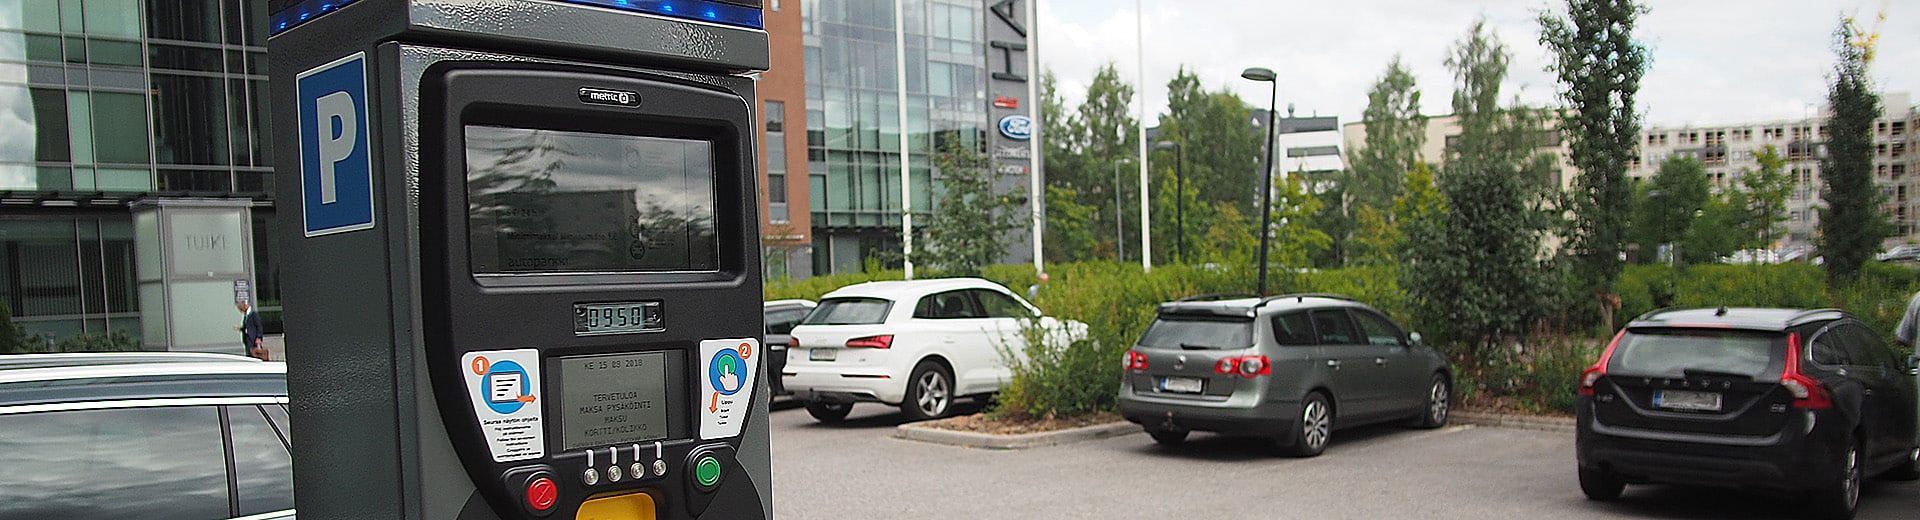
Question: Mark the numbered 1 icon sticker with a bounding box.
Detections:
[461,349,545,462]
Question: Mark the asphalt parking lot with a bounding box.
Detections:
[768,402,1920,519]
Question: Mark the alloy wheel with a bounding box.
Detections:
[915,371,950,417]
[1301,399,1330,451]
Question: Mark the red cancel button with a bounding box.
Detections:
[526,477,558,512]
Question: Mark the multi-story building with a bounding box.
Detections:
[1253,109,1343,193]
[799,0,1037,275]
[1342,114,1578,193]
[1630,92,1918,251]
[758,0,811,280]
[0,0,279,346]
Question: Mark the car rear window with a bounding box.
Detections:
[801,298,892,325]
[1138,316,1253,350]
[1607,329,1784,379]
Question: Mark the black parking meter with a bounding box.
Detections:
[268,1,771,518]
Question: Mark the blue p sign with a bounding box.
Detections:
[297,53,375,237]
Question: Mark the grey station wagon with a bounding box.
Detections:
[1117,294,1452,456]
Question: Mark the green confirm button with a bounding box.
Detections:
[695,455,722,488]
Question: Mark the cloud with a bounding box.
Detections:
[1039,0,1916,128]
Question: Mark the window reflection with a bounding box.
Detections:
[0,406,229,519]
[465,125,719,274]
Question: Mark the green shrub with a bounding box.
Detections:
[997,262,1248,418]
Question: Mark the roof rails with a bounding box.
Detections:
[0,351,259,371]
[1256,293,1356,307]
[1174,293,1258,302]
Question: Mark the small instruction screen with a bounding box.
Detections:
[558,352,670,450]
[465,125,719,274]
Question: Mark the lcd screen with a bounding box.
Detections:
[465,125,719,274]
[557,352,670,450]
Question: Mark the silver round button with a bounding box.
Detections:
[631,463,646,479]
[652,459,668,477]
[608,465,623,482]
[583,468,600,486]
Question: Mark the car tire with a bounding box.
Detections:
[1805,436,1863,520]
[1578,465,1625,501]
[804,400,853,423]
[1878,448,1920,481]
[899,361,954,421]
[1412,374,1450,429]
[1147,427,1189,446]
[1280,392,1332,457]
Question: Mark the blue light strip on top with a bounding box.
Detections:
[269,0,362,35]
[270,0,763,36]
[560,0,764,30]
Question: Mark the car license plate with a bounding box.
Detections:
[809,348,836,362]
[1160,376,1204,394]
[1653,390,1722,412]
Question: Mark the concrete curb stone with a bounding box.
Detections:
[894,420,1141,449]
[892,411,1572,449]
[1453,411,1575,434]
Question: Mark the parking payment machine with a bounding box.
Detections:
[268,1,771,518]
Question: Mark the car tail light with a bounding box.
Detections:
[1237,355,1270,377]
[1578,330,1627,396]
[1125,351,1148,371]
[845,335,893,349]
[1213,356,1269,378]
[1781,333,1833,409]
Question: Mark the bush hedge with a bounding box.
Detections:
[772,261,1920,418]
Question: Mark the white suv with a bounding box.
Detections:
[783,278,1084,422]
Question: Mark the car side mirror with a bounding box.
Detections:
[1408,332,1423,345]
[1907,353,1920,376]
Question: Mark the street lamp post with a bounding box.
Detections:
[1648,189,1665,265]
[1114,157,1133,261]
[1243,66,1278,295]
[1156,141,1184,264]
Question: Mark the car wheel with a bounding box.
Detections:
[1578,465,1625,501]
[899,361,953,421]
[1806,437,1862,520]
[804,400,853,423]
[1147,427,1189,446]
[1413,374,1450,429]
[1878,448,1920,481]
[1281,393,1332,457]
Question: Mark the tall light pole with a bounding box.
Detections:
[1113,157,1133,261]
[1156,140,1183,264]
[1135,0,1150,271]
[1243,66,1278,295]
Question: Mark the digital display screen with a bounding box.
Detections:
[558,352,670,450]
[574,301,665,336]
[465,125,719,274]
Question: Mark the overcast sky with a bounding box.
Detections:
[1037,0,1917,129]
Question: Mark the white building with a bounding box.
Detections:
[1631,92,1918,251]
[1254,109,1345,194]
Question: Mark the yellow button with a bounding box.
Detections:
[575,492,656,520]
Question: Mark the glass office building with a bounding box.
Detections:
[0,0,277,344]
[800,0,995,274]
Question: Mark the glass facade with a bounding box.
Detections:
[802,0,988,274]
[0,0,278,343]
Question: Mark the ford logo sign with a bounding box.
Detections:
[998,115,1033,140]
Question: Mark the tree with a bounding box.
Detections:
[1154,67,1263,265]
[1412,19,1559,357]
[1078,64,1140,260]
[1040,70,1098,263]
[1640,155,1710,258]
[914,141,1024,276]
[1739,145,1792,248]
[1819,18,1888,285]
[1347,57,1429,212]
[1268,171,1332,272]
[1540,0,1649,329]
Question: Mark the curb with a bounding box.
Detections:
[894,420,1140,449]
[1453,411,1575,434]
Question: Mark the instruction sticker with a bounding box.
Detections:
[699,338,759,440]
[462,349,546,462]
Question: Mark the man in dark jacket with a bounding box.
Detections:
[238,300,266,360]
